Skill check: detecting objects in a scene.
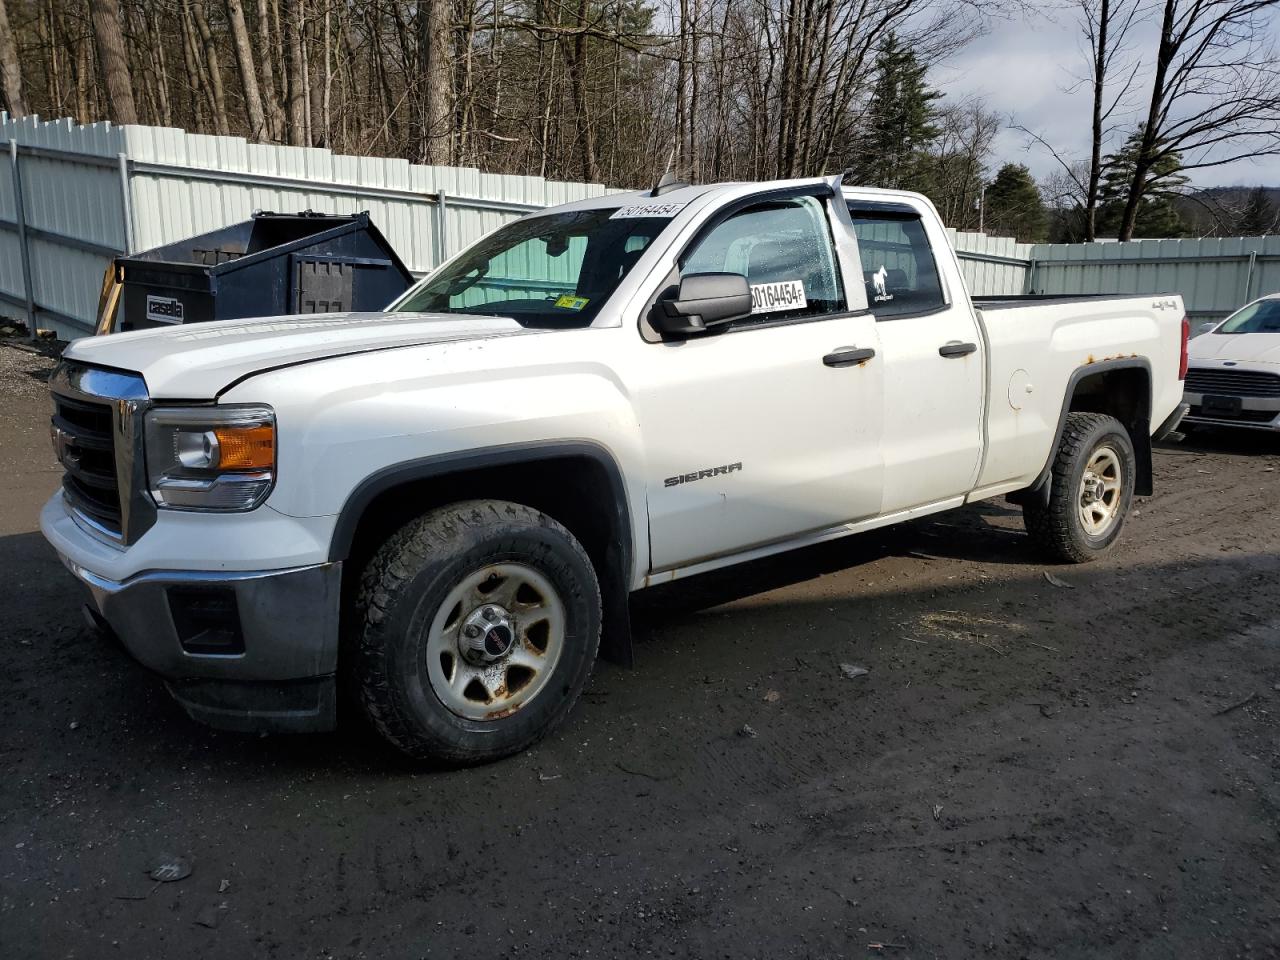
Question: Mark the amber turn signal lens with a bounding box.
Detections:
[211,424,275,470]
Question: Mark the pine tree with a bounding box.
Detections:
[983,163,1048,242]
[1097,127,1189,238]
[850,33,943,190]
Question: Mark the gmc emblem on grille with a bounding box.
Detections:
[145,294,184,324]
[51,425,78,469]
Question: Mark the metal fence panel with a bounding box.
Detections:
[0,116,622,338]
[122,124,614,279]
[0,114,127,336]
[949,229,1035,296]
[0,115,1276,339]
[1029,236,1280,322]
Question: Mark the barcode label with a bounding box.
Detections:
[750,280,807,314]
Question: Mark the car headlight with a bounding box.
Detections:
[144,405,276,511]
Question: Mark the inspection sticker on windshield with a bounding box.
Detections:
[750,280,807,314]
[609,200,686,220]
[554,294,590,310]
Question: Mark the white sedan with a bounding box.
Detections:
[1184,293,1280,432]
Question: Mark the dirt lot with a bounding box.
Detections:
[0,339,1277,960]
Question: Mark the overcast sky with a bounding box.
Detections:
[934,8,1280,190]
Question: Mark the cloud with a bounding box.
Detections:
[933,10,1280,189]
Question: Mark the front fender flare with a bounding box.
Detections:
[327,439,636,666]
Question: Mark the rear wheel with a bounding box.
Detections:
[1023,412,1136,563]
[354,499,601,764]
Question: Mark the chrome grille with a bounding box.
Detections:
[52,393,122,534]
[1184,368,1280,398]
[49,362,155,545]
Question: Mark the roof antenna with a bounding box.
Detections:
[650,148,689,197]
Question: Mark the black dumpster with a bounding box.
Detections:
[97,210,415,334]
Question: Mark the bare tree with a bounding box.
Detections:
[417,0,452,164]
[284,0,306,144]
[2,0,1033,227]
[225,0,268,138]
[926,102,1002,229]
[257,0,286,140]
[566,0,597,180]
[1013,0,1142,240]
[1079,0,1143,240]
[90,0,138,124]
[1118,0,1280,240]
[190,1,230,135]
[0,0,26,117]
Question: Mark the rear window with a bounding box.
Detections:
[847,207,946,319]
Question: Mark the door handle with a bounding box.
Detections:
[823,346,876,367]
[938,341,978,358]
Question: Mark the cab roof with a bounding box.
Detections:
[541,177,838,215]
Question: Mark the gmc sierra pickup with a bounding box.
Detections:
[41,176,1190,763]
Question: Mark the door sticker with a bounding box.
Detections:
[145,294,185,324]
[871,265,894,302]
[750,280,807,314]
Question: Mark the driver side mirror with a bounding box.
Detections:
[1195,321,1218,337]
[649,272,752,337]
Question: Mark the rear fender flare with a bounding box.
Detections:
[1013,358,1154,508]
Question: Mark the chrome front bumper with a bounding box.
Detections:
[63,557,342,733]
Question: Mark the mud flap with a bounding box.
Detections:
[598,542,634,668]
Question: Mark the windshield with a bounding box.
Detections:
[1218,299,1280,335]
[395,208,670,328]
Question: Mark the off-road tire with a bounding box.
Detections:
[354,499,601,764]
[1023,412,1136,564]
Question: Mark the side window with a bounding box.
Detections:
[848,209,946,319]
[678,196,846,327]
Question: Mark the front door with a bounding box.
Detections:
[635,192,885,572]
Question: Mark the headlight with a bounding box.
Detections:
[144,405,276,511]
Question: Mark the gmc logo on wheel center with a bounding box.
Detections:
[664,462,743,487]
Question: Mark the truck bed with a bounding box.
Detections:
[971,291,1186,496]
[973,293,1170,311]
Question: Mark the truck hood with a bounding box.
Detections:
[64,311,535,399]
[1188,332,1280,365]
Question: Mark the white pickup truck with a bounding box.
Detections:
[41,176,1190,763]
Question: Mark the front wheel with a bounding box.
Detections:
[1023,412,1136,563]
[353,500,601,764]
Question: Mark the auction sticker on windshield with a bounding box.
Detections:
[751,280,807,314]
[609,201,687,220]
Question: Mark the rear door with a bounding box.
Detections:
[845,197,985,514]
[634,188,885,571]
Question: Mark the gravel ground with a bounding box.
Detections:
[0,336,58,400]
[1,339,1278,959]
